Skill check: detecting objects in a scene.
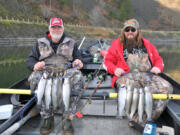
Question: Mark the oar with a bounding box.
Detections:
[72,91,180,100]
[0,88,33,95]
[111,93,180,100]
[1,88,180,100]
[1,106,40,135]
[152,94,180,100]
[0,95,36,134]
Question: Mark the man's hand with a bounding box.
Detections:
[33,61,45,71]
[150,67,161,74]
[72,59,83,69]
[114,68,125,77]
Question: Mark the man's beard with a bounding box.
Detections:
[124,38,137,52]
[50,32,63,42]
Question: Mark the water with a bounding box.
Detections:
[157,45,180,83]
[0,63,31,87]
[0,45,32,87]
[0,40,180,88]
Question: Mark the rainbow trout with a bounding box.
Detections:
[36,72,48,107]
[57,77,63,109]
[129,88,139,120]
[45,78,52,110]
[52,77,58,110]
[125,85,133,116]
[63,78,71,111]
[28,71,43,91]
[144,87,153,121]
[63,68,79,79]
[117,84,127,118]
[138,88,145,123]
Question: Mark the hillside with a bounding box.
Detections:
[0,0,180,31]
[132,0,180,30]
[1,19,180,40]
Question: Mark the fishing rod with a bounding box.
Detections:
[78,36,86,50]
[80,39,104,52]
[67,73,94,120]
[92,72,107,114]
[66,63,105,121]
[74,73,94,106]
[68,63,103,115]
[83,73,94,89]
[57,71,108,134]
[56,71,107,135]
[76,71,107,113]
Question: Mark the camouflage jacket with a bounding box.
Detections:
[26,33,81,71]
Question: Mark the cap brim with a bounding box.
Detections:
[123,25,137,30]
[50,24,63,27]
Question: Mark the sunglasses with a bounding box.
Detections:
[124,27,136,32]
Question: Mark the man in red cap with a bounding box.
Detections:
[26,17,83,135]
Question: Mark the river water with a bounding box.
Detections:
[157,45,180,83]
[0,39,180,87]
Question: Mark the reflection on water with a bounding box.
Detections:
[0,45,31,87]
[166,69,180,83]
[0,63,31,87]
[157,45,180,83]
[0,43,180,87]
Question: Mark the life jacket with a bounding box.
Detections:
[37,37,75,62]
[28,37,76,90]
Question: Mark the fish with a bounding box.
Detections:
[51,77,58,110]
[36,72,48,107]
[144,87,153,122]
[63,68,79,79]
[57,77,63,109]
[62,78,71,111]
[138,88,145,123]
[117,84,127,118]
[29,71,43,90]
[125,85,133,116]
[44,78,52,110]
[129,88,139,120]
[70,70,82,90]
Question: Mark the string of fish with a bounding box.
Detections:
[35,64,79,112]
[118,84,153,124]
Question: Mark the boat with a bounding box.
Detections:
[0,39,180,135]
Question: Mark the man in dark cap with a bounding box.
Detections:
[26,17,83,135]
[104,19,172,126]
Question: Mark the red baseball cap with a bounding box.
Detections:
[49,17,63,27]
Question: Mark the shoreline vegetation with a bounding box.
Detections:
[1,19,180,39]
[0,20,180,87]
